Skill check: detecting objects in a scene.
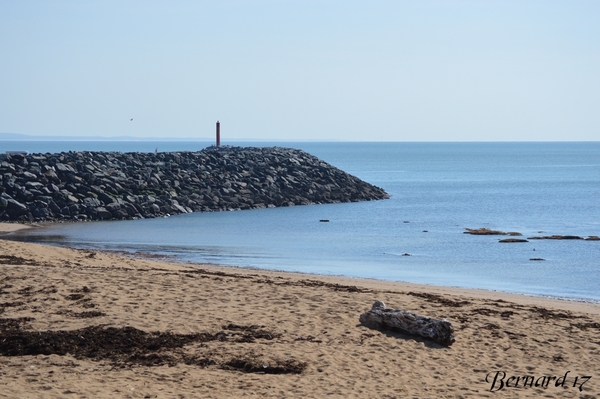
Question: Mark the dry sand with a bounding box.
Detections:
[0,223,599,398]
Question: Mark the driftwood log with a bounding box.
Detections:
[359,300,455,346]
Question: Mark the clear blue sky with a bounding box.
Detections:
[1,1,598,141]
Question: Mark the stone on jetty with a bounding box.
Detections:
[359,300,455,346]
[0,146,389,222]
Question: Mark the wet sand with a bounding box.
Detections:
[0,223,599,398]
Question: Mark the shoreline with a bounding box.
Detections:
[177,260,600,316]
[0,222,32,232]
[2,222,600,309]
[1,235,599,397]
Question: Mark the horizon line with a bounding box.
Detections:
[1,133,598,143]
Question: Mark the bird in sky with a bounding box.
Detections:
[130,118,133,121]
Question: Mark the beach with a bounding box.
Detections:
[1,223,599,398]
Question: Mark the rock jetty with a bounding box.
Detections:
[0,146,389,222]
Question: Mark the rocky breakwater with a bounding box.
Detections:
[0,146,389,222]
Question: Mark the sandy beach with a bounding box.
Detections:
[1,223,599,398]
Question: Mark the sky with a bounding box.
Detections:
[1,1,599,141]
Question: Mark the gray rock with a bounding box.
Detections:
[7,199,27,212]
[55,163,77,173]
[83,197,102,208]
[95,207,113,219]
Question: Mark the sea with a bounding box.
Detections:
[3,140,600,302]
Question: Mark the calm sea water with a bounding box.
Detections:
[4,141,600,302]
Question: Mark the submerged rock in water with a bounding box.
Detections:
[464,228,522,236]
[527,235,584,240]
[498,238,529,243]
